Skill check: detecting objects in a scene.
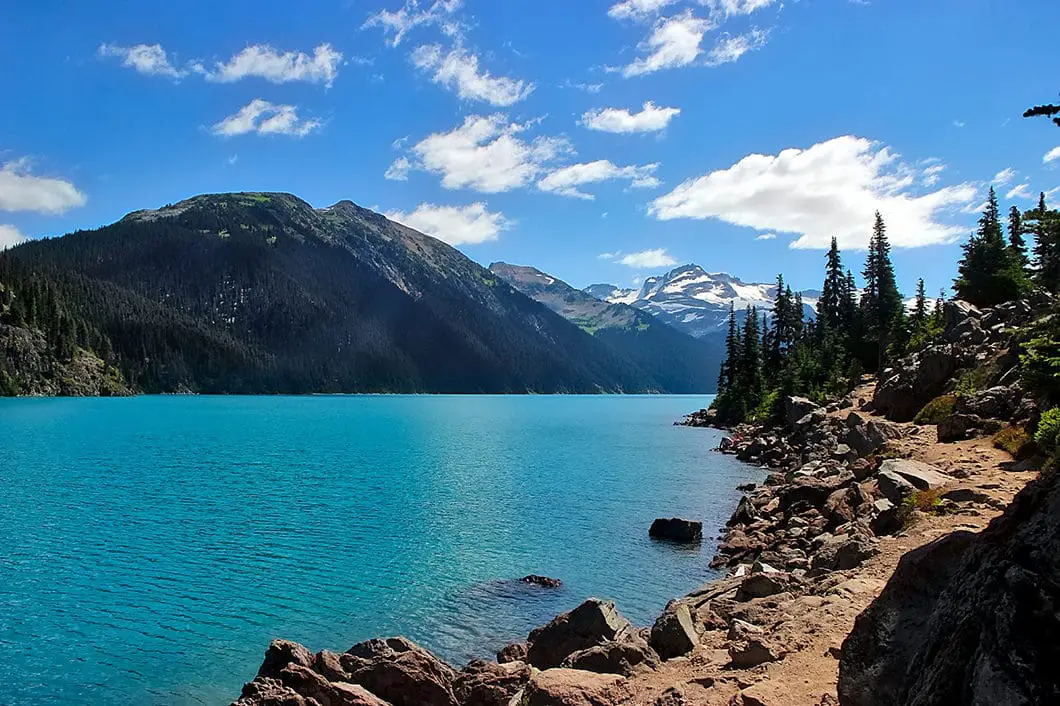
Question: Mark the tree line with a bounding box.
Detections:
[712,187,1060,426]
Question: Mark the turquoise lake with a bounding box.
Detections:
[0,395,758,705]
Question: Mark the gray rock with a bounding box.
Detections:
[649,601,698,660]
[876,469,917,504]
[649,517,702,543]
[785,396,821,429]
[869,499,902,536]
[526,599,634,669]
[561,636,658,676]
[878,459,953,491]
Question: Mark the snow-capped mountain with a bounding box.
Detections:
[585,264,820,339]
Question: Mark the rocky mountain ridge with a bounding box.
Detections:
[586,265,820,339]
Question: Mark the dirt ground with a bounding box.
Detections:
[615,383,1039,706]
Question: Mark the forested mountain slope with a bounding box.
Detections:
[0,193,666,394]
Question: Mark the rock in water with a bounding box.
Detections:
[839,469,1060,706]
[649,601,698,660]
[520,574,563,588]
[340,637,459,706]
[526,599,634,669]
[649,517,703,543]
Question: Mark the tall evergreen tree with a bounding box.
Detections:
[819,237,845,330]
[912,278,928,332]
[861,212,902,368]
[717,303,740,393]
[1026,192,1060,293]
[955,187,1031,306]
[1008,205,1030,270]
[738,306,764,409]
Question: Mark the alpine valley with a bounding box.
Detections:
[0,192,813,397]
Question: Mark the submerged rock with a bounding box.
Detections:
[520,574,563,588]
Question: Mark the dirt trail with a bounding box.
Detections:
[616,382,1038,706]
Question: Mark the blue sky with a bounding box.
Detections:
[2,0,1059,296]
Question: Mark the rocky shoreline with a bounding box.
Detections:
[230,297,1055,705]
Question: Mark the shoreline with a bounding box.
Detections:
[228,374,1040,705]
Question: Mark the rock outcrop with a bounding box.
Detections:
[526,599,636,670]
[838,469,1060,706]
[648,518,702,543]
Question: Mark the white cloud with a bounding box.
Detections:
[1006,183,1032,200]
[953,120,966,128]
[402,114,571,193]
[703,0,777,17]
[1047,186,1060,202]
[385,202,510,245]
[649,135,978,250]
[618,248,678,268]
[704,28,768,66]
[537,160,660,200]
[1044,146,1060,164]
[622,11,713,77]
[98,43,187,79]
[201,44,343,87]
[608,0,679,21]
[211,99,321,138]
[598,250,622,260]
[364,0,464,47]
[0,224,26,249]
[581,101,680,133]
[922,162,946,187]
[385,156,411,181]
[755,232,776,240]
[0,159,87,215]
[411,45,533,106]
[562,79,604,93]
[993,167,1016,185]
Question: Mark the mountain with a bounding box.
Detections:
[0,192,666,394]
[586,264,820,339]
[489,262,723,392]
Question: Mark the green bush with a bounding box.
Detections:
[914,394,958,425]
[993,425,1034,458]
[1035,408,1060,457]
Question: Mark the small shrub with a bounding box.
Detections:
[910,487,943,513]
[913,394,958,425]
[1035,408,1060,457]
[993,426,1034,458]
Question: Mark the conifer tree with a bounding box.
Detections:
[955,187,1031,306]
[717,303,740,393]
[1026,192,1060,293]
[912,278,928,332]
[819,237,845,330]
[1008,205,1030,270]
[861,212,902,367]
[738,306,764,410]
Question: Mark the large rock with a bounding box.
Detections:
[869,499,902,536]
[839,469,1060,705]
[526,599,634,669]
[649,601,698,660]
[561,636,658,676]
[649,517,702,543]
[521,668,624,706]
[256,640,315,680]
[812,534,878,573]
[956,385,1020,420]
[876,470,917,504]
[873,345,960,422]
[785,396,821,429]
[340,637,458,706]
[452,660,531,706]
[727,496,758,526]
[878,459,952,491]
[727,620,781,668]
[942,299,982,336]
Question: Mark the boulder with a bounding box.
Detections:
[942,299,982,335]
[521,668,624,706]
[840,467,1060,705]
[956,385,1020,420]
[496,642,528,664]
[735,572,790,600]
[878,459,952,491]
[520,575,562,588]
[257,640,315,680]
[727,496,758,526]
[876,470,917,504]
[873,345,960,422]
[453,660,531,706]
[340,637,458,706]
[649,601,699,660]
[812,534,878,573]
[869,499,902,536]
[727,620,781,668]
[649,517,702,543]
[561,636,658,676]
[823,487,858,527]
[526,599,634,669]
[785,396,821,429]
[937,413,983,442]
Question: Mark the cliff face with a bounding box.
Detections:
[0,324,132,396]
[838,467,1060,706]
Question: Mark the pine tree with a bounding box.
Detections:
[955,187,1031,306]
[717,303,740,393]
[738,306,764,410]
[819,237,845,330]
[1026,192,1060,293]
[861,212,902,368]
[1008,205,1030,270]
[912,278,928,331]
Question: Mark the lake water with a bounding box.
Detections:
[0,395,757,705]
